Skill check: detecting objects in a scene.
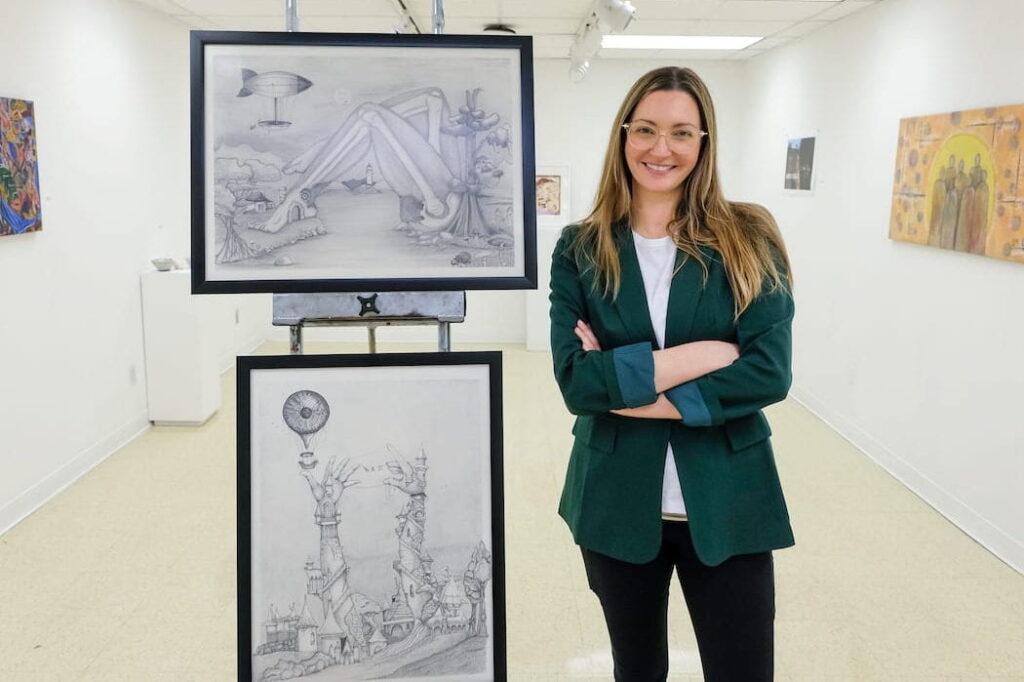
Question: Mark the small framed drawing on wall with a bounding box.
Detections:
[535,165,570,228]
[783,133,816,194]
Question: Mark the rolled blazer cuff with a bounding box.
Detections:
[665,381,718,426]
[611,342,657,407]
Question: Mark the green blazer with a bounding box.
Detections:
[549,223,795,567]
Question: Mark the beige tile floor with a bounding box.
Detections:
[1,341,1022,681]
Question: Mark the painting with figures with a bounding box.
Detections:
[889,104,1024,263]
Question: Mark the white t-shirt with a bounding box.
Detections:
[632,230,686,517]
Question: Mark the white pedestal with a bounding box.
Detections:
[140,270,221,425]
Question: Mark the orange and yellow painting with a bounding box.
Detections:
[889,104,1024,263]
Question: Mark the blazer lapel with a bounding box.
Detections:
[664,249,705,347]
[612,226,658,345]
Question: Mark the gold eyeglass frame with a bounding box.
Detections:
[621,122,708,150]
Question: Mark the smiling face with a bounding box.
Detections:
[624,89,703,202]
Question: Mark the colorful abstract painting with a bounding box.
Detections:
[0,97,42,237]
[889,104,1024,263]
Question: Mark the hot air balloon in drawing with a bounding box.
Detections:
[282,390,330,470]
[237,68,313,129]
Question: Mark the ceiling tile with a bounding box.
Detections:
[494,0,595,18]
[174,0,282,15]
[711,0,840,22]
[729,48,761,60]
[498,17,582,33]
[617,19,788,35]
[171,13,211,29]
[533,34,577,49]
[597,48,665,60]
[299,17,405,33]
[129,0,193,13]
[693,19,790,34]
[199,15,298,30]
[774,20,830,37]
[748,36,791,50]
[441,17,580,33]
[812,0,879,21]
[284,0,403,18]
[633,0,726,21]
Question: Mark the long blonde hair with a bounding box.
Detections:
[572,66,792,317]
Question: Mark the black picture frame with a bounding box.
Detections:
[237,351,505,681]
[191,31,537,294]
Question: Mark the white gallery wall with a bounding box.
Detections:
[0,0,267,534]
[735,0,1024,570]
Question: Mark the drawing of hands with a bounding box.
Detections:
[383,444,425,496]
[324,457,361,501]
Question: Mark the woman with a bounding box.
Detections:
[549,67,795,681]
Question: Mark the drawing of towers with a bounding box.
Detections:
[463,541,492,636]
[387,448,437,625]
[299,463,371,661]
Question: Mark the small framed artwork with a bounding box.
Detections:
[191,31,537,294]
[0,97,42,237]
[237,351,505,681]
[783,133,816,193]
[535,165,571,228]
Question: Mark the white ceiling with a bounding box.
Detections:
[127,0,882,61]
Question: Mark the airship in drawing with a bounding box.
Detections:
[236,68,313,129]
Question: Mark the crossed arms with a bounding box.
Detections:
[549,231,794,425]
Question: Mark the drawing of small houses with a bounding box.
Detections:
[318,608,348,663]
[296,596,320,652]
[440,577,467,618]
[368,627,388,656]
[260,604,299,653]
[382,598,416,641]
[241,190,274,213]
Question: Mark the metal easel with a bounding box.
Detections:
[272,0,463,354]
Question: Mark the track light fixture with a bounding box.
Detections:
[595,0,637,33]
[569,0,638,82]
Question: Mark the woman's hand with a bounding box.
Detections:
[574,320,602,351]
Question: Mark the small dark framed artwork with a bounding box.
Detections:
[783,133,816,193]
[191,30,537,294]
[237,352,505,681]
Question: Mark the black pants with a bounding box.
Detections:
[581,521,775,682]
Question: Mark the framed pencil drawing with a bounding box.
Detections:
[191,31,537,293]
[237,351,505,681]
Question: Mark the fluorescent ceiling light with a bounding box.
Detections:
[601,35,762,50]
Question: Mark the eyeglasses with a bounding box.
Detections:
[621,122,707,151]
